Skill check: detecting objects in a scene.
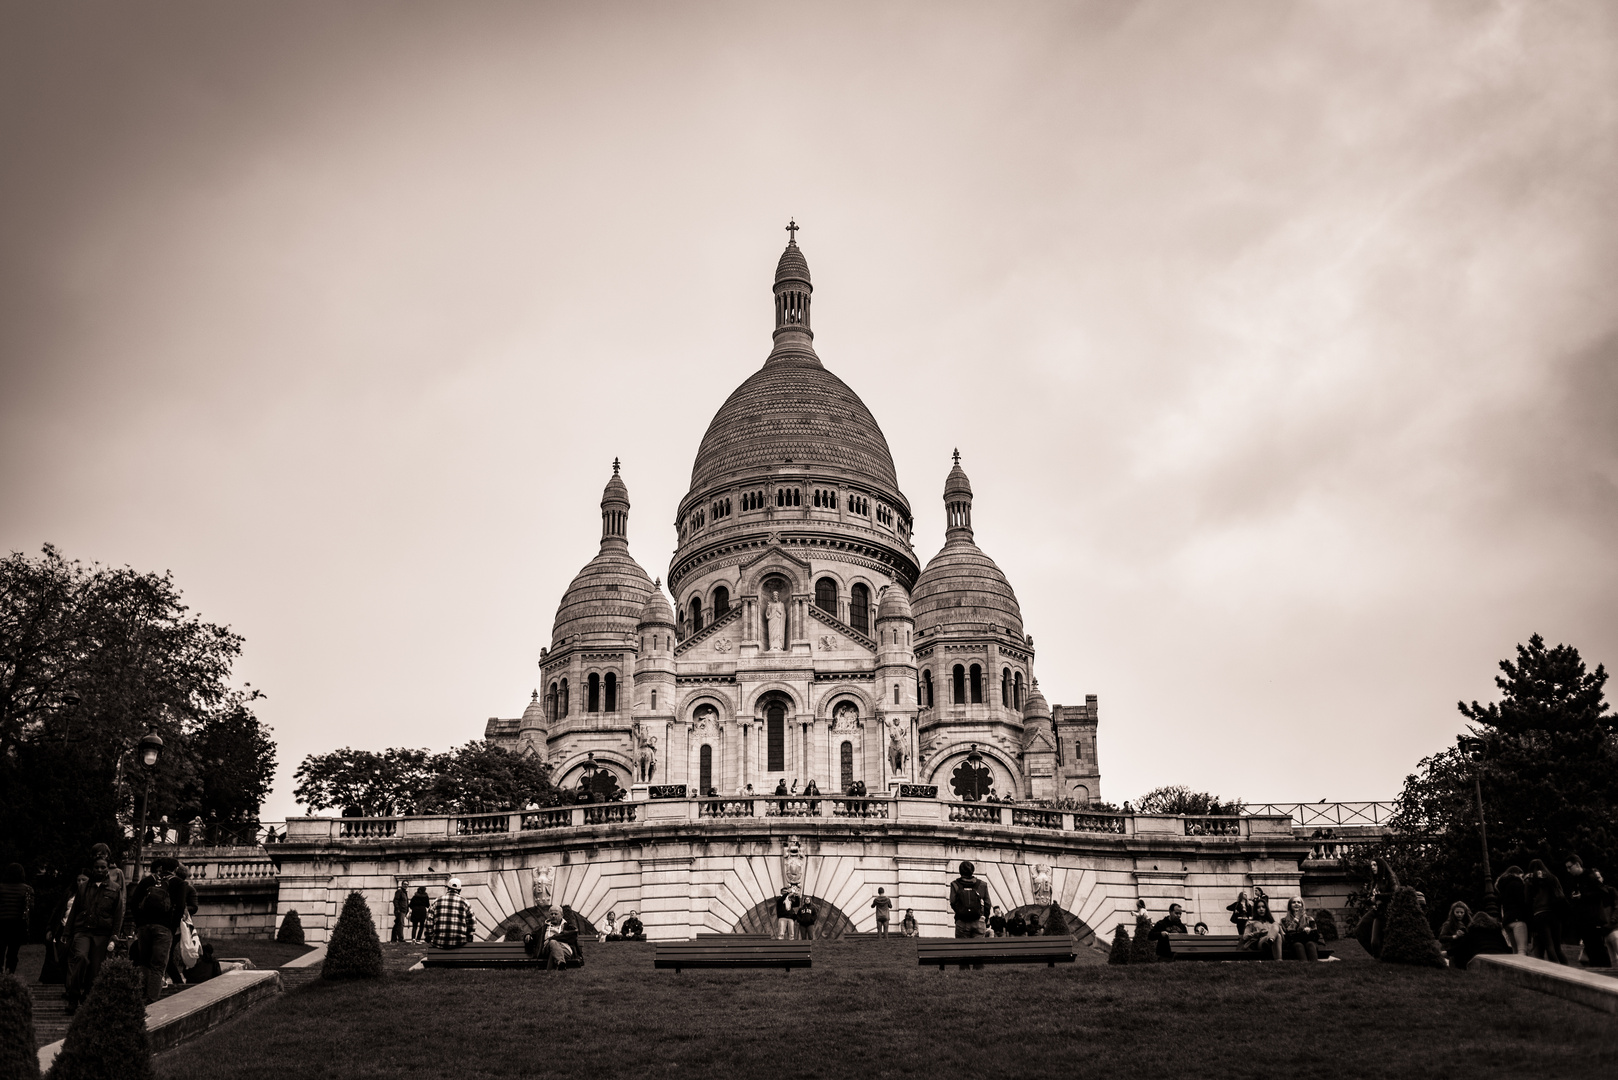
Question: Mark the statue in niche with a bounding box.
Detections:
[832,701,858,732]
[782,835,805,888]
[763,587,787,651]
[887,716,909,775]
[531,865,555,911]
[637,736,658,783]
[1029,863,1053,908]
[694,703,718,737]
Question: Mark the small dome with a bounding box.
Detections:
[638,581,676,628]
[944,458,972,498]
[876,583,914,622]
[551,547,656,645]
[602,463,629,505]
[521,691,547,728]
[776,239,810,286]
[912,541,1024,639]
[1022,679,1050,720]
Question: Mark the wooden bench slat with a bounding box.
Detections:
[915,935,1077,969]
[653,939,811,973]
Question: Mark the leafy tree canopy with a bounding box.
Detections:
[1373,634,1616,921]
[1133,785,1243,817]
[294,741,561,816]
[0,545,275,886]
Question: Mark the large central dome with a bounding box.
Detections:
[688,357,901,493]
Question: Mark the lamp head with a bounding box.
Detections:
[139,729,165,767]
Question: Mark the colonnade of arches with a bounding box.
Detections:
[681,575,879,639]
[545,671,620,720]
[917,665,1025,710]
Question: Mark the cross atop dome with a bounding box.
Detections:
[786,218,799,242]
[612,457,620,475]
[953,448,961,465]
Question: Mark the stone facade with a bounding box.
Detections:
[485,233,1103,806]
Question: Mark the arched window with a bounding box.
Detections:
[587,673,601,712]
[766,702,786,772]
[952,665,966,705]
[548,681,559,721]
[1001,668,1011,707]
[840,741,854,792]
[699,745,713,794]
[651,689,657,711]
[849,583,870,634]
[712,586,730,619]
[689,596,703,633]
[893,683,900,705]
[1014,672,1023,709]
[969,664,983,704]
[815,577,838,614]
[559,678,569,717]
[923,670,934,707]
[605,672,617,712]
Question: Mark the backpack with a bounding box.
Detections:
[139,882,173,922]
[952,878,985,921]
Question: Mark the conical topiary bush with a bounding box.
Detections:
[0,975,41,1080]
[322,891,384,980]
[1107,923,1131,964]
[45,959,152,1080]
[1378,887,1445,967]
[276,909,305,945]
[1130,916,1155,963]
[1044,904,1067,935]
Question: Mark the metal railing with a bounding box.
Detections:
[1245,802,1397,828]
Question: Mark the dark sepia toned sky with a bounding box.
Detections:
[3,1,1615,820]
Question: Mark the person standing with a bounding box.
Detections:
[1227,889,1254,937]
[774,887,798,940]
[1495,865,1531,954]
[1524,859,1566,964]
[65,854,125,1015]
[409,885,431,941]
[130,859,176,1004]
[871,888,893,938]
[391,882,409,943]
[424,879,476,949]
[1563,855,1611,967]
[165,864,199,989]
[948,861,990,938]
[795,896,818,940]
[0,863,32,975]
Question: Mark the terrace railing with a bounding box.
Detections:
[338,817,397,839]
[522,809,574,831]
[456,813,512,836]
[1010,807,1062,830]
[583,804,638,826]
[698,798,755,818]
[831,798,890,819]
[1245,802,1397,828]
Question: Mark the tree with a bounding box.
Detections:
[0,546,274,893]
[45,959,152,1080]
[276,909,305,945]
[1107,923,1131,964]
[0,975,40,1080]
[322,892,383,979]
[292,747,435,817]
[294,741,562,816]
[1373,635,1616,921]
[1133,786,1244,817]
[1129,915,1155,963]
[1377,887,1444,967]
[186,704,277,842]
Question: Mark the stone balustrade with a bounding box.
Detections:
[279,799,1295,842]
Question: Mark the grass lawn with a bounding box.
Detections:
[203,937,315,970]
[155,938,1616,1080]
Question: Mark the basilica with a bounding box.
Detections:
[486,229,1102,806]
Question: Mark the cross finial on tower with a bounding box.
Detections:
[786,218,799,242]
[952,448,961,466]
[612,457,620,475]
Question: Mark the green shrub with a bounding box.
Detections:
[1316,908,1340,942]
[46,959,151,1080]
[322,891,384,980]
[276,909,305,945]
[1107,923,1131,964]
[1044,903,1067,935]
[1130,916,1155,964]
[0,975,41,1080]
[1378,887,1445,967]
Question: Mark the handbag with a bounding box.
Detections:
[177,912,202,968]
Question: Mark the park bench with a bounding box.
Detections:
[1162,934,1332,961]
[420,933,585,969]
[916,935,1077,970]
[695,932,773,939]
[653,939,812,973]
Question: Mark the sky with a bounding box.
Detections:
[3,0,1615,822]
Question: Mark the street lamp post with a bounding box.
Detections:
[1458,735,1497,916]
[129,729,165,885]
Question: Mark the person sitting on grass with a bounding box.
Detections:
[1437,901,1472,960]
[1193,922,1210,936]
[424,878,476,949]
[1026,913,1042,936]
[1280,898,1324,961]
[620,911,646,940]
[988,906,1006,937]
[1151,903,1190,959]
[1239,895,1281,960]
[1445,909,1512,970]
[187,942,222,983]
[901,909,918,937]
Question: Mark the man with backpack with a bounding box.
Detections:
[131,857,178,1003]
[949,861,991,938]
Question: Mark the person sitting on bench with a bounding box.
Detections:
[526,909,580,969]
[424,878,475,949]
[1239,895,1281,960]
[1150,903,1190,959]
[1280,898,1324,961]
